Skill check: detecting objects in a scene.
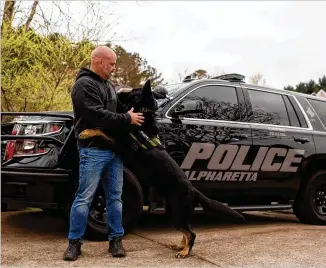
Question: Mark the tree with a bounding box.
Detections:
[178,68,189,82]
[284,85,295,92]
[1,1,15,32]
[1,27,95,112]
[110,45,164,88]
[192,69,209,79]
[284,75,326,94]
[1,1,164,112]
[318,75,326,88]
[306,79,319,94]
[0,1,109,112]
[176,68,226,82]
[296,82,308,94]
[177,69,211,82]
[25,0,38,31]
[249,72,267,86]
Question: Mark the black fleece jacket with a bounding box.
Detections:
[71,68,131,146]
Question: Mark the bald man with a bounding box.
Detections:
[63,46,144,261]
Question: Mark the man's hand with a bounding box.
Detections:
[128,107,145,126]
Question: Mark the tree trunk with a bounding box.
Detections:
[1,86,13,112]
[1,0,15,31]
[25,0,39,31]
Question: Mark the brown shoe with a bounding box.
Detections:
[108,237,126,257]
[63,239,82,261]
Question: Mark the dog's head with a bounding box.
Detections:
[117,80,169,135]
[117,80,159,115]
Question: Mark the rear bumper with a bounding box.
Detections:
[2,168,70,182]
[1,168,71,209]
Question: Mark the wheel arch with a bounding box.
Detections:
[295,154,326,199]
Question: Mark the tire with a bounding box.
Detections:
[293,170,326,225]
[85,168,144,241]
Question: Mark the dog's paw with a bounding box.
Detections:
[175,250,191,258]
[170,245,184,251]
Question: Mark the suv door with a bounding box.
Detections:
[159,83,253,200]
[242,87,315,200]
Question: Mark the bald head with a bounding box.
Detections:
[90,46,117,80]
[91,46,116,60]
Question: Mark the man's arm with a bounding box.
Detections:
[72,80,131,133]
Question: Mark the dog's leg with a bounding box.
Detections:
[170,234,186,251]
[175,226,196,258]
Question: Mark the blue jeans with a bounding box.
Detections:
[68,147,124,240]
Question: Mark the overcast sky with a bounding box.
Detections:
[15,1,325,89]
[109,1,326,88]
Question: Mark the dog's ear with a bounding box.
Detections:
[142,80,152,97]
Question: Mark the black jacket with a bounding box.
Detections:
[71,68,131,148]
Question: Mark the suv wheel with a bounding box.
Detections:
[85,168,143,240]
[293,170,326,225]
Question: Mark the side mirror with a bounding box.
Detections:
[172,100,204,117]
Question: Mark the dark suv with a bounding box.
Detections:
[2,73,326,239]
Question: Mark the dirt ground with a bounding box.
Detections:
[1,209,326,267]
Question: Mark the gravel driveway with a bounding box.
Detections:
[1,209,326,267]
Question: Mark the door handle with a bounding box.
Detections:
[294,137,310,144]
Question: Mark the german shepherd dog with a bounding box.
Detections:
[79,80,245,258]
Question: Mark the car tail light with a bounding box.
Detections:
[4,123,63,161]
[5,124,20,161]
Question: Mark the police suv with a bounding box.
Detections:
[2,73,326,239]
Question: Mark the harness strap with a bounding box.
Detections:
[139,130,164,150]
[130,133,148,150]
[129,131,164,151]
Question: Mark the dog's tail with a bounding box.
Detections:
[193,188,245,222]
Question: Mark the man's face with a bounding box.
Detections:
[101,55,116,78]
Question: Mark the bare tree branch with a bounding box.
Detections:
[178,68,189,82]
[25,0,39,31]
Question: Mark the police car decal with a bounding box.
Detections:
[181,143,305,181]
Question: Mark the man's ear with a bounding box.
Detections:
[142,80,152,96]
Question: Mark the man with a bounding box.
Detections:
[63,46,144,261]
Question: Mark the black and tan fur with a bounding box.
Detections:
[79,80,245,258]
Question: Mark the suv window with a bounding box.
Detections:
[247,89,290,126]
[170,85,240,121]
[307,98,326,128]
